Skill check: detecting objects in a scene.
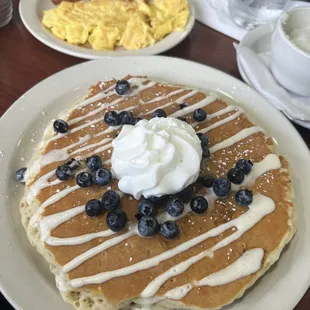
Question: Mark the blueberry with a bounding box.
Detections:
[130,117,142,125]
[177,185,194,202]
[190,196,208,214]
[55,165,72,181]
[178,117,187,123]
[106,209,128,232]
[152,109,166,118]
[236,159,253,175]
[86,155,103,171]
[179,103,188,109]
[193,109,207,122]
[227,167,245,185]
[235,189,253,206]
[201,174,215,188]
[160,221,180,239]
[197,133,208,148]
[167,198,184,217]
[104,111,119,126]
[15,167,27,183]
[148,196,162,204]
[213,178,231,197]
[53,119,69,133]
[135,213,143,221]
[102,190,120,211]
[138,216,159,237]
[76,172,93,187]
[202,147,210,160]
[118,111,133,125]
[115,80,131,96]
[94,168,112,186]
[138,199,157,217]
[65,158,80,170]
[85,199,104,217]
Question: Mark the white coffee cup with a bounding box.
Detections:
[271,7,310,97]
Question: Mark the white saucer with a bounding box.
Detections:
[238,23,310,129]
[19,0,195,59]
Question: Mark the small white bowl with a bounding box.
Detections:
[271,7,310,96]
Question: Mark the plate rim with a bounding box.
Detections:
[1,56,310,310]
[18,0,195,59]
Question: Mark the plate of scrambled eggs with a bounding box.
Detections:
[19,0,195,59]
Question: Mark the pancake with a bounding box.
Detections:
[19,76,296,310]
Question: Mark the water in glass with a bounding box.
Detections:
[229,0,291,29]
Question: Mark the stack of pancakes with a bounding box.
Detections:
[20,76,296,310]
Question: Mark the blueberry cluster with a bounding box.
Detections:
[136,191,210,239]
[104,110,141,127]
[227,159,253,185]
[55,155,113,187]
[85,190,128,232]
[105,80,140,126]
[200,158,254,206]
[55,155,127,231]
[136,198,182,239]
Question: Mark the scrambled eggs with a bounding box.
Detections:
[42,0,189,50]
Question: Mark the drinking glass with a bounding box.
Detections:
[229,0,291,30]
[0,0,12,28]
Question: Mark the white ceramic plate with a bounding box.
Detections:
[237,23,310,129]
[19,0,195,59]
[1,56,310,310]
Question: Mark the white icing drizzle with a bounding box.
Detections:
[191,105,238,128]
[133,296,165,306]
[164,248,264,300]
[26,170,61,205]
[94,125,121,138]
[47,229,116,246]
[170,94,217,118]
[143,90,198,116]
[91,142,112,154]
[70,194,274,288]
[75,84,117,109]
[40,206,116,246]
[210,126,264,154]
[40,135,91,167]
[140,194,273,298]
[29,185,80,227]
[40,205,85,241]
[198,110,243,134]
[196,248,264,286]
[62,230,135,273]
[232,154,281,190]
[164,284,193,300]
[70,137,112,156]
[208,105,238,121]
[41,185,81,210]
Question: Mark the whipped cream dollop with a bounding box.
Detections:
[111,117,202,199]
